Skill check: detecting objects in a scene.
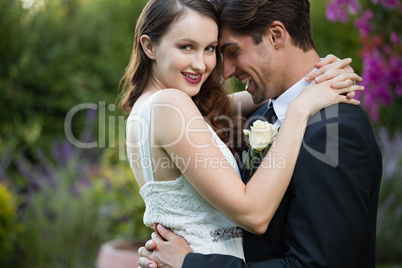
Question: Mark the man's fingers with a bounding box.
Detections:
[151,231,165,243]
[138,247,152,258]
[138,256,157,268]
[145,239,156,251]
[157,224,176,241]
[153,223,160,235]
[138,248,158,268]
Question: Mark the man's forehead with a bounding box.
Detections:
[218,27,240,52]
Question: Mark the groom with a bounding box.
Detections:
[139,0,382,267]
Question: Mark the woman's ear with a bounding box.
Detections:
[140,34,156,60]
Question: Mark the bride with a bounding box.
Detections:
[120,0,362,261]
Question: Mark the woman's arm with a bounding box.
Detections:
[229,56,355,117]
[229,91,268,117]
[153,73,362,234]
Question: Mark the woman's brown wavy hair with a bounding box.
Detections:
[120,0,245,153]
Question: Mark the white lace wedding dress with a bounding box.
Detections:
[130,91,244,259]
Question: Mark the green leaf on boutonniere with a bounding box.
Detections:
[250,149,259,159]
[242,150,248,170]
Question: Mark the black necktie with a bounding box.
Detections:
[264,102,277,124]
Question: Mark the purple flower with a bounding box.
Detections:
[326,0,361,22]
[390,32,400,45]
[396,85,402,96]
[348,0,362,14]
[377,127,402,179]
[52,139,75,167]
[326,2,339,22]
[354,9,374,38]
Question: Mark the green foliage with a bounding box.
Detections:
[97,147,152,241]
[0,0,148,153]
[376,129,402,264]
[379,98,402,138]
[0,1,152,266]
[16,175,112,268]
[0,183,23,266]
[1,145,150,268]
[310,0,362,73]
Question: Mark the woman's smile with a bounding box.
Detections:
[182,72,203,84]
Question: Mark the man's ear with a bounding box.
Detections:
[140,34,156,60]
[266,21,286,49]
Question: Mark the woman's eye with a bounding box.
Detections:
[205,46,216,53]
[181,45,192,51]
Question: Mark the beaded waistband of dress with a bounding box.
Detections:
[210,226,242,242]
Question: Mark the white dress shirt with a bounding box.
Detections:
[271,72,314,128]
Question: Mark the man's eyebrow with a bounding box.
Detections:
[219,42,237,54]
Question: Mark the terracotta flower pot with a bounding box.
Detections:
[96,239,143,268]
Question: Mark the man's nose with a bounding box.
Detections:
[222,57,236,80]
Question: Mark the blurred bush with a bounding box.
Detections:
[0,1,151,266]
[376,128,402,264]
[0,183,23,266]
[0,0,147,153]
[0,117,151,267]
[322,0,402,133]
[311,0,363,72]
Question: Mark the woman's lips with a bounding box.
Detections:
[182,72,202,84]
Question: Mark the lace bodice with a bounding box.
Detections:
[129,91,244,259]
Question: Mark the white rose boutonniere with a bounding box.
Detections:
[242,120,278,175]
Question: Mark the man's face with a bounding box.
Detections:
[218,26,284,103]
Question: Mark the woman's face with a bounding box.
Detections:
[150,10,218,97]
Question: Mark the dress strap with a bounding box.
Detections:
[138,91,162,184]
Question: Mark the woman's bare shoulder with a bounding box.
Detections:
[153,89,192,105]
[150,89,203,145]
[151,89,200,118]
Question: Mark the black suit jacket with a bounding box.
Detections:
[183,103,382,267]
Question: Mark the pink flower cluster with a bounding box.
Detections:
[357,47,402,121]
[326,0,402,122]
[326,0,361,23]
[354,9,373,38]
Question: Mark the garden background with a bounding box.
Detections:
[0,0,401,267]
